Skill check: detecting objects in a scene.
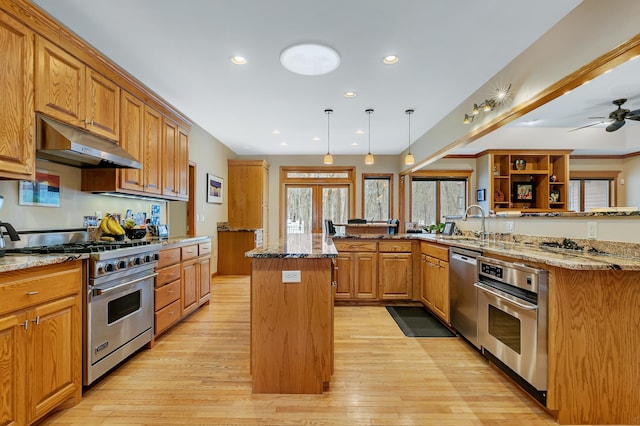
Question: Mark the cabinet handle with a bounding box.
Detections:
[32,316,40,325]
[169,311,175,315]
[331,281,337,288]
[26,291,39,295]
[168,290,174,294]
[19,320,28,330]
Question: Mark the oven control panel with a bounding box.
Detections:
[481,263,503,280]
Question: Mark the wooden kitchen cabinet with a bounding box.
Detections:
[35,36,120,141]
[154,247,182,337]
[162,117,178,197]
[333,241,378,300]
[118,90,145,192]
[181,258,198,317]
[420,242,450,323]
[378,252,412,300]
[0,12,35,180]
[218,230,262,275]
[227,160,270,240]
[0,261,82,426]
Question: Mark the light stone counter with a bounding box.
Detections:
[0,253,89,273]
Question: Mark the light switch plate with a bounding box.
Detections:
[506,221,514,232]
[282,270,301,283]
[587,222,597,239]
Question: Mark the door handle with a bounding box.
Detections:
[474,282,537,310]
[94,273,158,295]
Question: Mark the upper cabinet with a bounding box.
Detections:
[119,90,145,192]
[35,36,120,141]
[228,160,269,238]
[488,150,570,212]
[0,12,35,180]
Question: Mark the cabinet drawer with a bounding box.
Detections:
[155,279,180,310]
[156,263,181,286]
[181,244,198,260]
[155,299,181,335]
[198,241,212,256]
[421,242,449,262]
[333,241,377,252]
[158,247,181,268]
[378,241,412,253]
[0,263,81,315]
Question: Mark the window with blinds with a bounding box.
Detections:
[569,178,613,212]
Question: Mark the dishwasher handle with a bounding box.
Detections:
[451,252,478,265]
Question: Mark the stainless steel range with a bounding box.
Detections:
[7,231,160,385]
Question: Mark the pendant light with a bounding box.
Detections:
[404,109,415,165]
[323,108,334,164]
[364,108,375,165]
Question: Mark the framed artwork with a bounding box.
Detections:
[19,171,61,207]
[207,173,223,204]
[476,188,486,202]
[513,181,535,203]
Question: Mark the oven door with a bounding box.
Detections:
[87,271,155,366]
[475,281,546,391]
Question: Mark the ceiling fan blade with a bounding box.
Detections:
[625,109,640,121]
[569,120,609,132]
[606,119,626,132]
[587,116,606,119]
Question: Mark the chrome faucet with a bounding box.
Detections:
[463,204,486,238]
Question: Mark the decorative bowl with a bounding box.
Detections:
[125,228,147,240]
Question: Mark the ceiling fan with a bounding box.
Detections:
[571,98,640,132]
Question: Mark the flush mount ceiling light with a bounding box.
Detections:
[364,109,375,165]
[404,109,415,166]
[280,43,340,76]
[230,55,247,65]
[323,109,334,165]
[383,55,399,65]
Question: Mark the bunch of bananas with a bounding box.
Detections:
[99,214,125,236]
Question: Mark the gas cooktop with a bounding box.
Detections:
[5,240,155,255]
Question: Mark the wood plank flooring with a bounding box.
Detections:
[41,275,558,425]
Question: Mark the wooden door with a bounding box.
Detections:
[431,260,450,323]
[0,14,35,180]
[334,253,353,299]
[35,36,85,127]
[119,91,144,191]
[354,252,377,299]
[285,184,349,235]
[28,296,79,424]
[85,68,119,140]
[177,127,190,199]
[143,106,162,194]
[162,117,178,197]
[378,253,412,299]
[198,256,211,305]
[181,260,198,316]
[0,312,26,426]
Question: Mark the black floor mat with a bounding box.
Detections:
[386,306,456,337]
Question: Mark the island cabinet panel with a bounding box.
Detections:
[0,261,82,426]
[547,267,640,425]
[251,257,332,394]
[0,12,35,180]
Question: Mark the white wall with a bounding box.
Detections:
[623,155,640,207]
[569,157,627,207]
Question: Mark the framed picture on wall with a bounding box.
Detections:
[207,173,223,204]
[476,189,486,202]
[18,170,61,207]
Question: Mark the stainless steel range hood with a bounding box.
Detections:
[36,115,142,169]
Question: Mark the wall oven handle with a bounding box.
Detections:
[474,282,537,310]
[94,273,158,295]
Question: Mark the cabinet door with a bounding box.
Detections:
[28,296,80,424]
[420,254,431,308]
[198,256,211,305]
[334,253,353,299]
[35,36,85,127]
[0,14,35,180]
[119,91,145,191]
[162,117,178,197]
[378,253,412,300]
[143,106,162,194]
[0,313,26,426]
[354,252,377,299]
[181,260,198,317]
[177,127,190,199]
[85,68,119,140]
[431,260,450,323]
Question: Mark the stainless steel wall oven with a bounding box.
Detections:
[475,256,548,405]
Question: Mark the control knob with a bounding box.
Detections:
[143,254,152,263]
[104,262,115,273]
[130,256,141,266]
[116,260,127,270]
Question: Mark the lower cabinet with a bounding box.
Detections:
[334,241,378,300]
[155,240,212,338]
[378,241,413,300]
[0,261,82,425]
[420,242,450,324]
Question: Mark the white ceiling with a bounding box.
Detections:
[31,0,582,157]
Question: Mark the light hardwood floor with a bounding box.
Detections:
[41,275,558,425]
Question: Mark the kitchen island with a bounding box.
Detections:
[245,234,337,394]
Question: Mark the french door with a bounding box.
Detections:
[286,185,349,234]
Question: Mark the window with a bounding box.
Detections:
[568,171,619,212]
[410,171,470,225]
[362,174,393,221]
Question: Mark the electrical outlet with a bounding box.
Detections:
[506,221,514,232]
[587,222,597,239]
[282,270,301,283]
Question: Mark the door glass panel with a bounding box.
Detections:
[411,180,436,226]
[322,187,348,226]
[440,181,466,221]
[287,187,313,234]
[363,177,390,221]
[488,304,521,354]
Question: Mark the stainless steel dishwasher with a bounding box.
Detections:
[449,247,482,348]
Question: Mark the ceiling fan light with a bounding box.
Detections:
[323,153,334,164]
[404,152,415,165]
[364,152,375,165]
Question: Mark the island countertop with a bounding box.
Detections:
[245,233,337,258]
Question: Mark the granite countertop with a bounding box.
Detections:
[245,234,337,258]
[0,253,89,274]
[155,235,212,249]
[332,233,640,271]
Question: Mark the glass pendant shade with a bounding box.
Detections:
[404,152,415,165]
[323,108,333,165]
[364,108,374,165]
[404,109,415,165]
[364,152,375,165]
[323,153,333,164]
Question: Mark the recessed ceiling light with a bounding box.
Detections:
[312,137,321,141]
[383,55,399,65]
[355,130,365,135]
[344,91,357,98]
[280,142,288,146]
[280,43,340,76]
[272,130,281,134]
[351,142,359,146]
[230,56,247,65]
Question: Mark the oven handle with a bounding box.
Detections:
[474,282,537,310]
[94,273,158,296]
